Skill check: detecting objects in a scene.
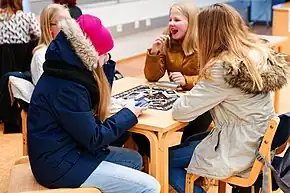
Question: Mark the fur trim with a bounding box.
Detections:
[59,18,98,71]
[223,53,289,94]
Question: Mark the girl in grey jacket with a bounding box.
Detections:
[169,3,289,193]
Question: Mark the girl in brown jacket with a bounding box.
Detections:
[144,2,199,91]
[133,2,212,158]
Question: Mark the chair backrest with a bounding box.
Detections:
[21,110,28,156]
[225,116,280,186]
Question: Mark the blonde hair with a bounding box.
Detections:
[163,2,198,56]
[198,3,283,91]
[34,4,70,52]
[92,67,111,121]
[59,18,110,121]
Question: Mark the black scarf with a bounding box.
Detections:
[43,60,99,108]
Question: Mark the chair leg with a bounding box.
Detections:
[185,173,194,193]
[218,181,226,193]
[185,174,201,193]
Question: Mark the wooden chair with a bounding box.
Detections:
[185,116,280,193]
[8,110,101,193]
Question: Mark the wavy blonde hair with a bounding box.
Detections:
[34,4,70,52]
[163,2,198,56]
[59,18,110,121]
[197,3,285,91]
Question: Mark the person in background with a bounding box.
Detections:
[0,0,40,76]
[0,0,40,133]
[53,0,82,19]
[30,4,70,85]
[133,2,212,158]
[169,3,288,193]
[27,14,160,193]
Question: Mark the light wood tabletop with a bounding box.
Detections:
[272,2,290,11]
[261,35,288,46]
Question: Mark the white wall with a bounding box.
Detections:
[80,0,234,27]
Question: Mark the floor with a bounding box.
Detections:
[0,24,289,193]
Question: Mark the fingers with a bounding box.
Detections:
[154,35,168,45]
[169,72,183,79]
[169,72,185,86]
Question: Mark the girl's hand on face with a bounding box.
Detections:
[151,35,169,54]
[169,72,186,86]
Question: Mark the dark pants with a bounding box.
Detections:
[0,71,32,133]
[169,140,205,193]
[132,111,212,157]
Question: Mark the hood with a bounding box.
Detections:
[223,51,289,94]
[45,18,99,71]
[45,32,84,68]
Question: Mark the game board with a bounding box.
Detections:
[113,85,179,111]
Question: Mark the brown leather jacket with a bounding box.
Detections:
[144,40,199,90]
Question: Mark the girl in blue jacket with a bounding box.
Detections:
[27,14,160,193]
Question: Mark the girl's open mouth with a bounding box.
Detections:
[171,29,178,35]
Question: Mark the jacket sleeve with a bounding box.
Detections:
[144,49,167,82]
[53,84,138,153]
[181,53,200,90]
[172,64,230,122]
[102,59,116,88]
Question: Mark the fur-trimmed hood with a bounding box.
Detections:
[45,18,98,71]
[223,51,289,94]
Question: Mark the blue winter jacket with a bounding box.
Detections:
[27,32,138,188]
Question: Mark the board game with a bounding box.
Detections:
[113,85,179,111]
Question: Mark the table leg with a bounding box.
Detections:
[273,45,282,114]
[158,131,173,193]
[130,128,160,181]
[274,89,280,113]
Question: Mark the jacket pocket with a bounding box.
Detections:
[214,130,222,152]
[62,149,81,165]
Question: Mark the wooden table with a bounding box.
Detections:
[260,35,288,113]
[112,77,187,193]
[272,2,290,55]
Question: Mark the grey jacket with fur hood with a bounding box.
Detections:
[172,51,288,179]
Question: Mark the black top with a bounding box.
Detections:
[68,5,82,20]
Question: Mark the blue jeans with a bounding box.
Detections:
[81,146,160,193]
[169,140,205,193]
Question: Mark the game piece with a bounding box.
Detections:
[149,83,153,97]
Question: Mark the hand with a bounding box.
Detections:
[169,72,186,86]
[96,53,110,68]
[124,100,143,117]
[151,35,168,54]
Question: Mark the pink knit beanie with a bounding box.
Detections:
[77,14,114,56]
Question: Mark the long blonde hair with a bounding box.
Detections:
[34,4,69,52]
[59,18,110,121]
[197,3,285,91]
[163,2,198,56]
[92,67,111,121]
